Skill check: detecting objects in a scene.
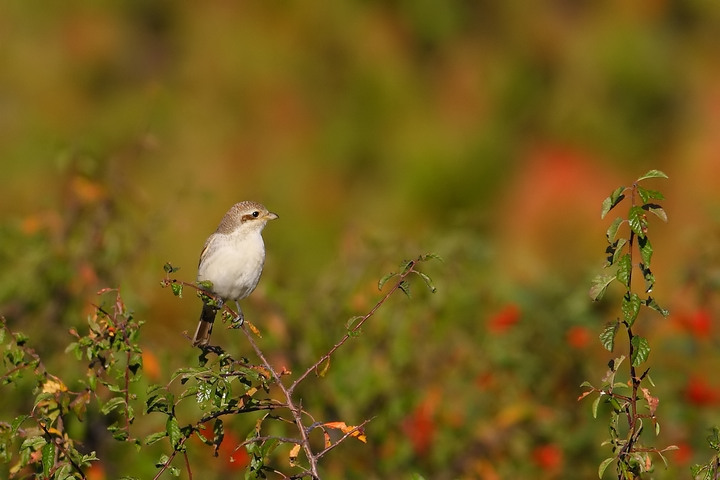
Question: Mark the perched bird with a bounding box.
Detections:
[192,201,278,346]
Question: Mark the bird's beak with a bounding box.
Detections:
[266,211,279,220]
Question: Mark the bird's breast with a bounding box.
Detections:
[197,231,266,300]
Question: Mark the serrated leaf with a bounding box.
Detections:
[167,417,182,451]
[399,280,411,297]
[402,259,417,273]
[20,436,46,451]
[622,293,642,327]
[42,441,55,477]
[601,187,626,219]
[637,186,665,204]
[606,217,624,243]
[631,336,651,366]
[598,457,615,478]
[638,235,653,266]
[196,382,212,406]
[101,397,126,416]
[636,169,668,182]
[170,282,183,297]
[163,263,179,274]
[616,254,632,288]
[590,274,616,301]
[418,253,443,262]
[144,431,168,446]
[599,322,619,352]
[628,206,647,236]
[377,272,396,291]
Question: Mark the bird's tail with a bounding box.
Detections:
[193,302,218,346]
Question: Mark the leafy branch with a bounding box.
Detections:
[152,253,440,479]
[582,169,677,479]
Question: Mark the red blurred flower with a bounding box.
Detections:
[672,441,694,465]
[566,326,592,349]
[402,390,441,457]
[677,309,712,339]
[488,304,521,333]
[403,404,434,457]
[86,463,106,480]
[685,376,720,406]
[218,431,250,471]
[532,443,563,471]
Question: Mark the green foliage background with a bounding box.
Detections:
[2,1,720,478]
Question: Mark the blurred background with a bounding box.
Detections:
[1,1,720,478]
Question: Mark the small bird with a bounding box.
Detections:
[192,201,278,346]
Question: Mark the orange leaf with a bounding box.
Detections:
[322,422,367,443]
[246,320,262,338]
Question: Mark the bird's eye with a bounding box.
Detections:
[252,211,260,218]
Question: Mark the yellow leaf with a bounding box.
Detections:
[316,357,331,377]
[288,443,301,467]
[42,378,68,394]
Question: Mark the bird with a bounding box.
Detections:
[192,201,278,346]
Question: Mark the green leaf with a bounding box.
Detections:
[212,419,224,455]
[11,415,28,435]
[621,293,641,327]
[417,272,437,293]
[163,263,180,274]
[639,263,655,293]
[171,282,183,297]
[399,280,411,297]
[638,235,653,266]
[592,395,601,419]
[377,272,396,291]
[643,204,668,222]
[645,297,669,317]
[616,254,632,288]
[606,217,624,243]
[20,436,46,451]
[589,274,616,301]
[167,417,182,451]
[628,206,647,236]
[42,441,55,477]
[418,253,443,263]
[196,382,213,407]
[631,336,651,366]
[601,187,626,219]
[101,397,126,416]
[605,238,627,267]
[636,169,668,182]
[144,431,168,446]
[599,322,619,352]
[598,457,615,478]
[636,186,665,204]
